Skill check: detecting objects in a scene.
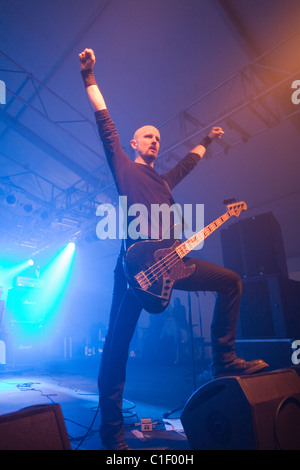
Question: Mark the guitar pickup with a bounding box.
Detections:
[135,271,151,290]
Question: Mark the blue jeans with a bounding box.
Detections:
[98,250,242,445]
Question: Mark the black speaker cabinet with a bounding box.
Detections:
[5,322,45,367]
[181,368,300,450]
[221,212,288,279]
[0,404,71,450]
[5,287,46,367]
[237,276,300,339]
[235,339,294,371]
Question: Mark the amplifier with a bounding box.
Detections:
[235,339,294,371]
[5,323,44,367]
[237,276,300,339]
[6,287,45,324]
[15,276,44,288]
[0,404,71,450]
[221,212,288,279]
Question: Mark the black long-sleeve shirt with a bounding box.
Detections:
[95,109,201,244]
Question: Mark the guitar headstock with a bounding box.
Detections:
[227,201,247,217]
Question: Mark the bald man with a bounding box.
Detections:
[79,49,268,450]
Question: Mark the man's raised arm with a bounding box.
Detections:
[79,48,107,111]
[190,127,224,159]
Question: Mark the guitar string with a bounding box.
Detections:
[142,224,220,283]
[140,223,217,284]
[139,209,235,285]
[141,229,206,280]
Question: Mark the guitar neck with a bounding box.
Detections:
[176,211,231,258]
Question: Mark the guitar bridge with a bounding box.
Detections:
[135,271,151,290]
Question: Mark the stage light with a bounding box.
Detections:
[0,258,37,303]
[6,194,16,205]
[39,242,76,321]
[67,242,75,251]
[23,203,33,213]
[0,258,36,283]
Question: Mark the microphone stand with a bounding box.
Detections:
[194,291,206,386]
[188,291,197,392]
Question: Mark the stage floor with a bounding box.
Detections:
[0,356,207,450]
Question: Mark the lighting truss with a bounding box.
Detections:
[0,32,300,253]
[156,32,300,171]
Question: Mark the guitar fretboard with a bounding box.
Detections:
[175,211,231,258]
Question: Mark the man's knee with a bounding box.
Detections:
[225,270,242,297]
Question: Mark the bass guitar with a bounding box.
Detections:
[124,201,247,313]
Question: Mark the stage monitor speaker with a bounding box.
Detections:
[237,276,300,339]
[220,212,288,279]
[0,404,71,450]
[180,369,300,450]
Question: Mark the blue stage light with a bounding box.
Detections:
[39,242,76,321]
[0,258,36,285]
[1,246,76,359]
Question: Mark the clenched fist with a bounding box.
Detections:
[79,48,96,70]
[208,127,224,141]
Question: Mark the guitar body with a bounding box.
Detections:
[124,202,247,314]
[124,237,196,313]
